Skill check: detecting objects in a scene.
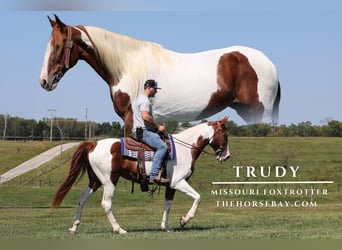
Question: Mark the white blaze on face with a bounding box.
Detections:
[39,38,52,85]
[223,144,231,160]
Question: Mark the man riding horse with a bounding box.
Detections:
[132,79,169,184]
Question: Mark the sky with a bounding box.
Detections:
[0,0,341,126]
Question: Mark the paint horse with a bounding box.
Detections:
[39,15,280,135]
[51,117,230,234]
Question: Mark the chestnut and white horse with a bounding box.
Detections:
[40,15,280,135]
[51,117,230,234]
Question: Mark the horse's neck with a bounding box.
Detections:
[173,123,210,145]
[84,26,170,86]
[172,124,212,165]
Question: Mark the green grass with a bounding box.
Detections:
[0,198,341,239]
[0,140,60,175]
[0,137,341,239]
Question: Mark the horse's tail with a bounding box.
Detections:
[272,81,281,123]
[51,141,97,208]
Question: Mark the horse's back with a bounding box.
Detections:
[163,45,278,93]
[155,45,278,122]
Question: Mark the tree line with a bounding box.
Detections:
[0,115,124,140]
[1,114,341,140]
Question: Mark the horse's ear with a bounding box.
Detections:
[54,14,67,30]
[221,116,229,124]
[47,15,56,28]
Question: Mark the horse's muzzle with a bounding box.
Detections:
[39,77,58,91]
[216,148,230,162]
[217,153,230,162]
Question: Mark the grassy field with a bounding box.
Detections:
[0,137,341,239]
[0,141,60,175]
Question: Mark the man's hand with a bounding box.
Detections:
[158,125,166,134]
[142,111,165,132]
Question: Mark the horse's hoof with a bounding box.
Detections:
[179,217,186,228]
[165,228,174,233]
[68,228,77,235]
[114,228,127,234]
[68,220,80,234]
[161,223,174,232]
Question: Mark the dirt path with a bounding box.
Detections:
[0,142,80,184]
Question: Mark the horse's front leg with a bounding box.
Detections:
[69,186,94,234]
[161,186,176,232]
[173,179,201,228]
[101,182,127,234]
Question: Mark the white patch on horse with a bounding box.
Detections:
[88,138,119,184]
[74,27,93,49]
[39,38,52,84]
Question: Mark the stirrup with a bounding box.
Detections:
[156,170,169,183]
[156,177,169,183]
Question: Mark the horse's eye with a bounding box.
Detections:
[55,45,60,51]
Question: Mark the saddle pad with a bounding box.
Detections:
[120,135,176,161]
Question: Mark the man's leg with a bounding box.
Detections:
[142,130,168,180]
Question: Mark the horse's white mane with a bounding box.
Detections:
[174,122,212,142]
[84,26,171,82]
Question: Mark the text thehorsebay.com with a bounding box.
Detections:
[211,165,334,208]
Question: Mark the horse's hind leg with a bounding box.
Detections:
[101,182,127,234]
[69,186,94,234]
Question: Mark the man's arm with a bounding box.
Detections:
[141,111,165,132]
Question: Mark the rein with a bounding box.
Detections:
[172,136,217,157]
[57,25,73,79]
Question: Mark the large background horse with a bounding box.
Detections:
[40,15,280,135]
[51,117,230,234]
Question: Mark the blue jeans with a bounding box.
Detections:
[141,130,168,178]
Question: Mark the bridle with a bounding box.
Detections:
[56,25,73,81]
[209,125,228,159]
